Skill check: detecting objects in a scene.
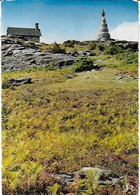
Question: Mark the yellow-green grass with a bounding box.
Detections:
[2,67,138,194]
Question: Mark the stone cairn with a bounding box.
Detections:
[97,10,111,41]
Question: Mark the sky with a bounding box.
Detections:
[1,0,139,43]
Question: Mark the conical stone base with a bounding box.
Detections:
[97,10,111,41]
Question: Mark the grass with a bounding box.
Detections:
[39,40,138,76]
[89,51,138,76]
[2,40,138,194]
[2,64,138,194]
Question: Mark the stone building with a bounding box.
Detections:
[7,23,42,42]
[97,10,111,41]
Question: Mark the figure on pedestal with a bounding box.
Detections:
[97,10,111,41]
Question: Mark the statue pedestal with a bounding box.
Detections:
[97,10,111,41]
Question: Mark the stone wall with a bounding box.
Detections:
[25,36,40,42]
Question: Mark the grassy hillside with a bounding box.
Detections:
[2,41,138,194]
[39,40,138,75]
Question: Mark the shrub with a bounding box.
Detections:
[40,44,47,51]
[47,183,59,195]
[113,51,138,73]
[63,40,76,47]
[104,45,123,55]
[71,57,96,72]
[121,52,138,64]
[88,42,96,50]
[78,169,99,194]
[45,62,59,71]
[51,42,65,53]
[96,44,105,51]
[26,65,44,72]
[2,79,10,89]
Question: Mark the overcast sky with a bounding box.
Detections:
[1,0,138,43]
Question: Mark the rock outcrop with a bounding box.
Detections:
[54,167,122,186]
[8,78,33,86]
[1,35,138,72]
[53,167,133,193]
[1,36,76,72]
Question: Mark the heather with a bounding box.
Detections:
[2,40,138,194]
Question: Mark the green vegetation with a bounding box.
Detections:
[104,45,123,55]
[71,57,97,72]
[63,40,77,48]
[88,42,97,50]
[89,52,138,75]
[2,78,10,89]
[51,42,65,54]
[2,41,138,194]
[39,42,65,53]
[48,183,59,195]
[38,40,138,75]
[40,43,48,51]
[79,169,99,194]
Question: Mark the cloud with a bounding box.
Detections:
[110,22,138,41]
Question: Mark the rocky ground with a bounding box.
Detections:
[1,36,77,72]
[54,167,124,186]
[1,35,138,72]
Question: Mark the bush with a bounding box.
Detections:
[63,40,77,47]
[104,45,123,55]
[119,51,138,64]
[40,44,47,51]
[2,79,10,89]
[96,44,105,51]
[51,42,65,53]
[26,65,44,72]
[71,57,96,72]
[45,62,59,71]
[79,169,99,194]
[88,42,96,50]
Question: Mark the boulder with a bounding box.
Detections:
[77,167,121,185]
[54,167,123,186]
[8,78,33,86]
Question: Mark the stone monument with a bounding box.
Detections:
[97,10,111,41]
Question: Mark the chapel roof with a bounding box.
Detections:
[7,27,42,37]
